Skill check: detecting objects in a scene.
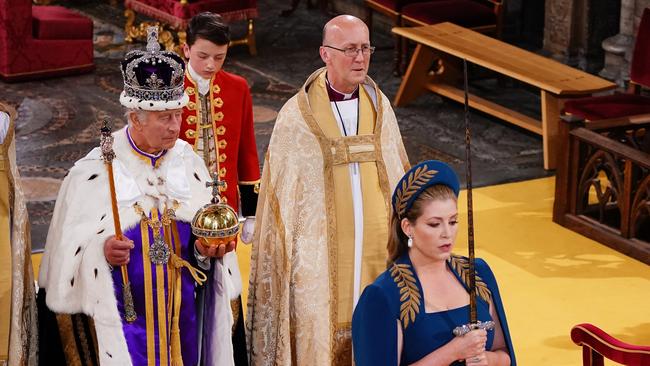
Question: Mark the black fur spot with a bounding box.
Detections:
[194,172,201,182]
[149,103,154,107]
[75,246,81,256]
[94,268,98,278]
[100,214,106,221]
[106,352,112,358]
[70,278,75,287]
[88,174,98,180]
[228,269,232,276]
[97,229,105,235]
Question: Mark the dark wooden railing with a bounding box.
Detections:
[553,113,650,265]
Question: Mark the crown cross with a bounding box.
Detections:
[206,172,227,204]
[146,26,161,53]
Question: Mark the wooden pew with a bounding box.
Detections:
[392,22,617,170]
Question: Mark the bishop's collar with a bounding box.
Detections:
[325,76,359,102]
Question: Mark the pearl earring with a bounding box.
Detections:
[407,236,413,248]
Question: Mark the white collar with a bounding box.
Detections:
[188,63,211,96]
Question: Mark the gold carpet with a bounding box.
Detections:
[31,176,650,364]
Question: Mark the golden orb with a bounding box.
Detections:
[191,201,240,247]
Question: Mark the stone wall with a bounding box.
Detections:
[544,0,649,85]
[543,0,621,71]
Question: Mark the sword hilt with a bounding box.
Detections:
[452,320,495,337]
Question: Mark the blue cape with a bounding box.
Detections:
[352,254,516,365]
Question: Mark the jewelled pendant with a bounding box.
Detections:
[149,236,170,265]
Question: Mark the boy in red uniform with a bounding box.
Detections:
[180,12,260,366]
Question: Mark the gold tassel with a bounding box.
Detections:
[169,254,207,366]
[170,271,183,366]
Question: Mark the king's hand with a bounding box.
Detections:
[195,239,236,258]
[104,235,135,266]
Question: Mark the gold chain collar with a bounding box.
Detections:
[133,200,180,232]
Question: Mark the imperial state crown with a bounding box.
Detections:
[119,26,188,111]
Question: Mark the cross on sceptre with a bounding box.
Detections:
[206,172,226,204]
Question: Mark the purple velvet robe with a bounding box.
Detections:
[110,138,201,366]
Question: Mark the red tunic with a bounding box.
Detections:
[180,69,260,215]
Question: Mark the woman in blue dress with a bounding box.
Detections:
[352,160,516,366]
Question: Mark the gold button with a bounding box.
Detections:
[218,140,227,149]
[213,84,221,94]
[214,111,224,121]
[186,115,197,125]
[185,129,196,138]
[216,125,226,135]
[219,167,227,177]
[219,153,227,163]
[222,196,228,203]
[186,87,195,96]
[188,101,196,110]
[219,181,228,191]
[215,97,223,108]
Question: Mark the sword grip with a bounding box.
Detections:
[452,320,495,337]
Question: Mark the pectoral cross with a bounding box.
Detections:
[206,172,226,204]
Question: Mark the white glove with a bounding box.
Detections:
[240,217,255,244]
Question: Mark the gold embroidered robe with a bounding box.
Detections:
[0,102,37,365]
[246,69,409,365]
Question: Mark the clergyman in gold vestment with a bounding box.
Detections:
[0,103,38,365]
[246,15,410,365]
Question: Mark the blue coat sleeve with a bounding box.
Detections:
[476,258,517,366]
[352,284,398,366]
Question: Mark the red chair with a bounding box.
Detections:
[562,8,650,121]
[401,0,503,33]
[364,0,431,75]
[0,0,94,81]
[124,0,258,55]
[571,323,650,365]
[395,0,504,74]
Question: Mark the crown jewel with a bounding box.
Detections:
[120,27,188,110]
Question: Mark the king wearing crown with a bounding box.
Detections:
[38,27,240,366]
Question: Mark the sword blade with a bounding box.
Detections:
[463,59,477,324]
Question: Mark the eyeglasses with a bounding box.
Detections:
[323,45,376,57]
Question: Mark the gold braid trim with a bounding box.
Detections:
[168,254,207,366]
[448,255,492,303]
[394,166,438,218]
[390,263,421,329]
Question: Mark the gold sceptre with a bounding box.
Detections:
[101,119,137,323]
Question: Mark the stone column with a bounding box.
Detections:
[600,0,635,85]
[544,0,578,63]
